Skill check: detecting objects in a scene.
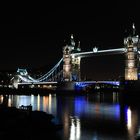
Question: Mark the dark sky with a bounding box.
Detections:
[0,3,139,80]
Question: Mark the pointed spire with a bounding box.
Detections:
[78,41,80,48]
[70,34,75,47]
[77,41,81,51]
[132,23,136,35]
[71,34,74,39]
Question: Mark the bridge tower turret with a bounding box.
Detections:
[124,23,140,80]
[70,34,75,48]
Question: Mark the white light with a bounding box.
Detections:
[132,23,135,29]
[71,47,74,50]
[127,107,132,130]
[128,62,134,68]
[128,75,131,78]
[134,47,137,51]
[71,54,75,59]
[65,65,70,72]
[8,98,11,107]
[31,94,34,106]
[93,47,98,53]
[48,94,52,113]
[37,94,40,111]
[71,34,74,39]
[69,116,81,140]
[76,118,81,139]
[78,57,81,62]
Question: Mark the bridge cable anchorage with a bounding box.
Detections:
[15,58,63,84]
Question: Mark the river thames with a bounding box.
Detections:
[0,92,139,140]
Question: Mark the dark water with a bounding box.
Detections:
[0,92,140,140]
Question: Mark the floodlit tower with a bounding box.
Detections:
[62,34,76,81]
[124,24,140,80]
[63,35,81,81]
[63,45,72,81]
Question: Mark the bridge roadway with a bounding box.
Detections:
[18,81,120,87]
[18,81,58,85]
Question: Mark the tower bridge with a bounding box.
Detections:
[12,24,140,89]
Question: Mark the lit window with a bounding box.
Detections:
[128,62,134,68]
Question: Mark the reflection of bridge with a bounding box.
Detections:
[75,81,120,87]
[12,24,140,89]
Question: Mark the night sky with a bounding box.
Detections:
[0,3,139,80]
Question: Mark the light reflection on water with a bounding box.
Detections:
[69,116,81,140]
[126,106,139,140]
[0,92,140,140]
[2,94,56,114]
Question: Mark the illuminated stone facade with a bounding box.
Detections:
[71,55,81,81]
[63,45,72,81]
[63,35,81,81]
[124,36,139,80]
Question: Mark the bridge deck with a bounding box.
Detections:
[72,48,126,58]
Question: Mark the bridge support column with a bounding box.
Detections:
[71,55,81,81]
[124,35,139,80]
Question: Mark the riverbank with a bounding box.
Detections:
[0,104,62,140]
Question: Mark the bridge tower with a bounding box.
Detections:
[63,34,81,81]
[124,23,140,80]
